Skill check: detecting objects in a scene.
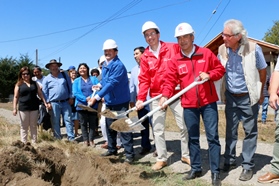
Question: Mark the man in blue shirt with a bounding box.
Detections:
[89,39,134,163]
[218,19,267,181]
[42,59,75,141]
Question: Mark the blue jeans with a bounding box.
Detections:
[78,110,97,142]
[138,105,152,150]
[183,102,220,173]
[106,102,134,158]
[49,102,75,141]
[261,96,269,121]
[224,91,258,170]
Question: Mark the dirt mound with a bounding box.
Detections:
[0,140,153,186]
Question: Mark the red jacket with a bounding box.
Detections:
[137,41,180,101]
[162,45,225,108]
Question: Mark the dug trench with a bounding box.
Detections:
[0,140,157,186]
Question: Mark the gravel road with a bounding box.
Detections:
[0,108,277,186]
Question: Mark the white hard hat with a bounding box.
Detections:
[102,39,118,50]
[174,23,195,37]
[142,21,160,34]
[99,55,106,64]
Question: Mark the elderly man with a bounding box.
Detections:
[42,59,75,141]
[89,39,134,163]
[135,21,190,170]
[160,22,225,186]
[219,19,267,181]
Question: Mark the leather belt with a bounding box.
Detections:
[51,98,69,103]
[231,93,248,97]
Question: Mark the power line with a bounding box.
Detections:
[196,0,222,39]
[199,0,231,45]
[0,0,190,44]
[41,0,142,60]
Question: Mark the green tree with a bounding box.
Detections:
[262,20,279,45]
[16,54,34,69]
[0,57,18,101]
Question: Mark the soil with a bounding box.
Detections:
[100,109,118,119]
[0,107,278,186]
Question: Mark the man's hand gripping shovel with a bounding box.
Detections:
[100,94,162,119]
[110,77,208,132]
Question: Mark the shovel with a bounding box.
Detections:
[100,94,162,119]
[110,77,208,132]
[77,88,98,112]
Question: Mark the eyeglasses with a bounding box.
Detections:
[22,73,30,76]
[221,32,239,38]
[144,31,157,38]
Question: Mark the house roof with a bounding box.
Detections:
[204,32,279,61]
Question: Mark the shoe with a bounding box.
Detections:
[211,173,221,186]
[181,157,191,165]
[222,163,237,172]
[116,145,122,150]
[151,161,167,171]
[83,141,89,147]
[239,169,253,181]
[101,142,108,149]
[90,141,95,148]
[258,172,279,183]
[153,150,158,157]
[101,151,117,156]
[124,157,134,164]
[182,170,202,180]
[139,148,151,155]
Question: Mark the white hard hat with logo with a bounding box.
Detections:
[174,23,195,37]
[142,21,160,34]
[103,39,118,50]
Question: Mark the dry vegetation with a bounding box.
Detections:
[0,102,276,186]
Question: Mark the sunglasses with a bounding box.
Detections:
[22,73,30,76]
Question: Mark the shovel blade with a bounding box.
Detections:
[110,117,145,132]
[100,109,118,119]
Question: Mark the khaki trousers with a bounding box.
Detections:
[151,98,189,162]
[19,110,38,143]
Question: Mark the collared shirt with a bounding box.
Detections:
[225,44,267,94]
[149,42,161,58]
[130,65,140,103]
[42,72,72,102]
[181,45,196,58]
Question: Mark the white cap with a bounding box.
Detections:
[174,22,194,37]
[102,39,118,50]
[142,21,160,34]
[99,55,106,65]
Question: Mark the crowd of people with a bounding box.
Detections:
[12,18,279,185]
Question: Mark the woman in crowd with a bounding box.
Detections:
[13,66,47,144]
[72,63,99,147]
[68,66,80,137]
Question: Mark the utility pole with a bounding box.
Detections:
[36,49,38,66]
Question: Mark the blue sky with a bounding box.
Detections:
[1,0,278,72]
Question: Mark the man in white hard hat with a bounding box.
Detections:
[136,21,190,170]
[89,39,134,163]
[159,22,225,186]
[97,55,122,150]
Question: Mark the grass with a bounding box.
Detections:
[2,102,275,143]
[0,102,276,186]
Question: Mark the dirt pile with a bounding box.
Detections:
[0,140,154,186]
